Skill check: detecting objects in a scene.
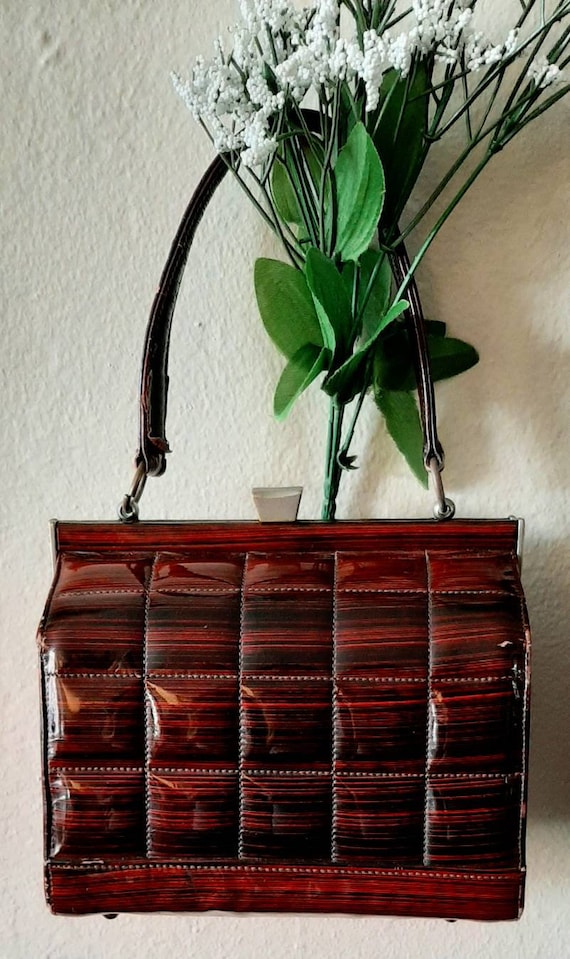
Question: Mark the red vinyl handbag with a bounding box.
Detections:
[38,157,531,921]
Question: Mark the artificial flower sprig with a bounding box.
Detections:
[173,0,570,519]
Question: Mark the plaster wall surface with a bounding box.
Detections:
[1,2,569,957]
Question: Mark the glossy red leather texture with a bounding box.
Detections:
[38,520,531,919]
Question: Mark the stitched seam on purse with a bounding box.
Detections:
[49,862,520,881]
[517,593,531,871]
[332,676,514,684]
[337,676,426,683]
[47,672,144,679]
[241,769,333,777]
[340,588,428,594]
[47,766,522,779]
[143,554,158,858]
[46,765,523,783]
[244,587,332,593]
[423,551,432,868]
[147,673,237,681]
[338,588,514,595]
[57,589,145,596]
[336,772,522,780]
[149,769,238,776]
[44,672,514,683]
[431,589,516,596]
[153,588,240,594]
[241,673,331,681]
[237,554,248,861]
[331,552,339,864]
[51,766,145,773]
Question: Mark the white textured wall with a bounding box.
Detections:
[2,1,569,956]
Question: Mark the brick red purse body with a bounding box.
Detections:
[38,159,531,921]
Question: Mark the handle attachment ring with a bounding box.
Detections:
[118,462,147,523]
[429,458,456,522]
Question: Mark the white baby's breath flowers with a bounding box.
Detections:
[528,55,564,88]
[275,0,341,92]
[465,27,519,72]
[239,0,302,35]
[173,0,563,167]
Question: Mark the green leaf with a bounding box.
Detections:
[274,343,329,421]
[372,329,413,392]
[341,249,393,340]
[396,336,480,392]
[425,319,447,337]
[254,258,323,359]
[305,248,353,356]
[375,388,428,488]
[332,122,386,262]
[373,62,430,229]
[374,329,478,392]
[425,336,480,383]
[357,250,393,341]
[324,299,409,402]
[271,161,303,226]
[338,80,359,142]
[271,146,324,229]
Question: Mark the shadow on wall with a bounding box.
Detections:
[444,314,570,501]
[524,536,570,826]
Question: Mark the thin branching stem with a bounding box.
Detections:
[320,83,341,254]
[383,5,412,31]
[338,379,368,465]
[394,151,493,305]
[460,49,473,141]
[500,81,570,145]
[431,5,570,141]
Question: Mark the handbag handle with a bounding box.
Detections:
[120,156,453,521]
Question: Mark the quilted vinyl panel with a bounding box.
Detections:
[39,520,531,919]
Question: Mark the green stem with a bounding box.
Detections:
[382,3,410,31]
[338,379,368,464]
[207,139,300,269]
[394,151,492,305]
[322,400,345,521]
[288,140,320,245]
[396,101,519,246]
[320,83,341,254]
[498,81,570,146]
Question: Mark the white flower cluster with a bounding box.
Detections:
[172,1,304,167]
[351,2,521,110]
[238,0,304,36]
[528,55,564,89]
[275,0,341,97]
[173,0,565,167]
[464,28,519,72]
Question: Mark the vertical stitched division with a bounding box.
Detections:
[145,554,243,859]
[424,550,526,869]
[331,551,339,863]
[237,554,248,860]
[239,552,334,861]
[335,551,429,865]
[423,551,433,867]
[143,553,159,858]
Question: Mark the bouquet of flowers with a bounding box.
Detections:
[173,0,569,518]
